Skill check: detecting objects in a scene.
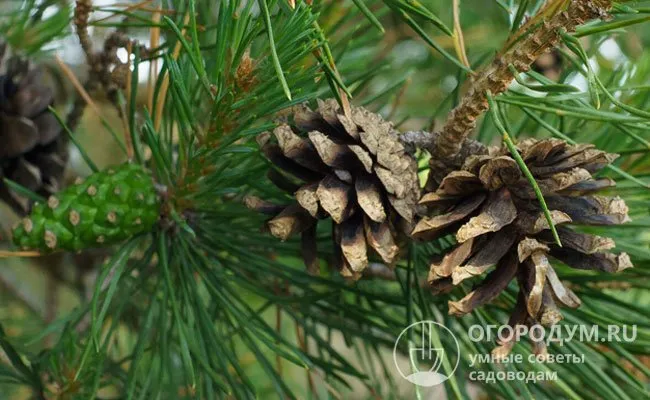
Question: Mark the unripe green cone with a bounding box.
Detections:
[12,163,160,252]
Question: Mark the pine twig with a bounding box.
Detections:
[426,0,612,162]
[74,0,152,122]
[501,0,570,54]
[74,0,94,62]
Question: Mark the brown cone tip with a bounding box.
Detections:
[249,99,420,277]
[419,138,632,322]
[0,48,66,215]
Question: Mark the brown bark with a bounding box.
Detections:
[421,0,613,169]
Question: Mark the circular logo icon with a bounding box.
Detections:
[393,320,460,387]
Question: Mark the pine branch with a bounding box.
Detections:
[3,1,650,398]
[73,0,93,61]
[422,0,613,169]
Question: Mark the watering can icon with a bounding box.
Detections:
[394,320,459,387]
[409,322,445,374]
[403,322,449,387]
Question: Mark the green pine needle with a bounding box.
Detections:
[486,91,562,247]
[258,0,292,101]
[351,0,385,33]
[48,106,99,173]
[1,2,649,399]
[2,179,46,204]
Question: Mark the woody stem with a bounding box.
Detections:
[422,0,612,161]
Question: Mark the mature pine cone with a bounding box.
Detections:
[247,99,420,278]
[412,138,632,324]
[0,43,65,214]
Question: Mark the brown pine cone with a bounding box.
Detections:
[412,138,632,324]
[0,43,66,215]
[247,99,421,278]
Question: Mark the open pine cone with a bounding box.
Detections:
[247,99,420,278]
[0,43,66,214]
[412,138,632,324]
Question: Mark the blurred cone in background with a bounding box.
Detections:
[0,41,67,215]
[532,49,563,81]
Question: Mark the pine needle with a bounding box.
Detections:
[54,54,127,155]
[123,41,135,160]
[258,0,292,101]
[147,5,161,112]
[154,12,190,131]
[48,106,99,172]
[501,0,570,53]
[350,0,384,33]
[91,0,154,24]
[2,179,46,204]
[54,55,101,116]
[452,0,471,69]
[486,91,563,247]
[0,250,42,258]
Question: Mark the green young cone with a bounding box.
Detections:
[12,163,159,252]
